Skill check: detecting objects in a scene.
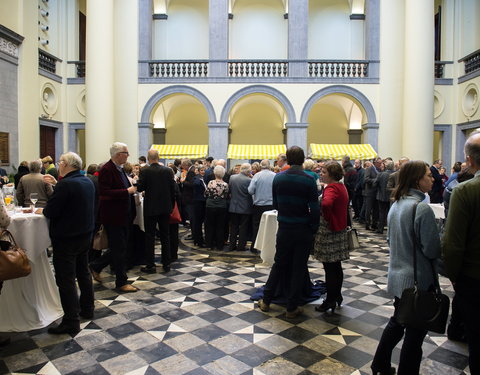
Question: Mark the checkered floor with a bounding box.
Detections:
[0,225,470,375]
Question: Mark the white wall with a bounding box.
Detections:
[229,0,287,59]
[153,0,209,59]
[309,0,352,59]
[460,0,480,57]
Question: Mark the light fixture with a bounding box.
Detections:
[39,9,49,17]
[39,24,49,31]
[39,38,49,45]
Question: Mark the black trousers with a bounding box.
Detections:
[365,195,379,228]
[52,234,94,326]
[263,223,313,312]
[90,224,129,288]
[353,193,363,219]
[144,214,171,268]
[169,223,179,260]
[377,200,390,233]
[229,213,250,251]
[372,297,428,374]
[205,207,226,250]
[323,261,343,302]
[192,201,206,244]
[250,205,273,251]
[454,275,480,374]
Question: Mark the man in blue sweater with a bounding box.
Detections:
[258,146,320,319]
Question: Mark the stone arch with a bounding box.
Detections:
[300,85,377,124]
[220,85,296,124]
[140,85,217,124]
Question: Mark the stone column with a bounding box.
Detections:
[138,0,153,77]
[114,0,139,160]
[288,0,308,77]
[138,123,154,156]
[362,123,379,152]
[85,0,115,164]
[208,122,229,159]
[209,0,228,77]
[378,0,404,159]
[402,0,434,161]
[286,123,308,152]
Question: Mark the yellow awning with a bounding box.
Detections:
[151,144,208,159]
[227,144,286,159]
[309,144,377,160]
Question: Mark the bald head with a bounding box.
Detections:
[147,149,159,163]
[465,132,480,172]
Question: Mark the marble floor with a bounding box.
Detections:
[0,225,470,375]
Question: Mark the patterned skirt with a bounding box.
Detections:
[313,217,350,263]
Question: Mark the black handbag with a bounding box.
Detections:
[396,203,450,334]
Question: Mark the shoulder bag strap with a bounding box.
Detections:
[411,202,419,286]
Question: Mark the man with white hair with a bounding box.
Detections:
[42,152,95,334]
[89,142,138,293]
[228,163,253,251]
[248,159,275,253]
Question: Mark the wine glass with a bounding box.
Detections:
[30,193,39,212]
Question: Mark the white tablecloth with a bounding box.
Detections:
[0,212,63,332]
[428,203,445,219]
[132,194,144,231]
[254,210,278,266]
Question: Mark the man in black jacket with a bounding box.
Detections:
[42,152,95,334]
[137,149,176,273]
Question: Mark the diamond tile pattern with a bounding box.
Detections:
[0,226,469,375]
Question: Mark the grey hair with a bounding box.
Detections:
[240,163,251,175]
[465,132,480,167]
[29,160,42,173]
[385,160,395,171]
[61,152,83,170]
[110,142,128,157]
[213,165,225,178]
[260,159,270,169]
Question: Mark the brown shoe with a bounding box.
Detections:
[118,284,138,293]
[285,307,304,319]
[89,267,102,283]
[258,299,270,312]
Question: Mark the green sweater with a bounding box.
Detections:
[442,171,480,281]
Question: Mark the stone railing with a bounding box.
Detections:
[38,49,60,74]
[228,60,288,77]
[459,49,480,75]
[149,61,208,78]
[308,60,368,78]
[67,61,85,78]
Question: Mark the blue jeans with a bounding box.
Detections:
[372,297,427,374]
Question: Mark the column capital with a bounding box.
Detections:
[138,122,155,129]
[362,122,379,130]
[347,129,363,135]
[208,122,230,128]
[285,122,309,129]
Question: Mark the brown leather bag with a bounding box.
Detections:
[92,225,108,251]
[0,230,32,281]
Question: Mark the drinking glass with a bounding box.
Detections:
[30,193,39,212]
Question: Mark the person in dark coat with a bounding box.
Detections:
[429,159,443,203]
[89,142,138,293]
[192,166,207,247]
[342,156,358,205]
[374,160,394,234]
[42,152,95,334]
[14,161,29,189]
[136,149,176,273]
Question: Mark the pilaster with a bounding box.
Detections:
[362,123,379,153]
[138,122,154,156]
[208,122,229,159]
[285,122,308,151]
[209,0,228,77]
[288,0,308,77]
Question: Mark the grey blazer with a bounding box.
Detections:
[228,173,253,214]
[387,189,441,298]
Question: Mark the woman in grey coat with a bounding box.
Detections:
[371,160,441,375]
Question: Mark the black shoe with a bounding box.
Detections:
[250,248,260,254]
[371,367,396,375]
[447,324,467,343]
[336,295,343,307]
[0,336,10,347]
[163,265,171,273]
[184,235,193,241]
[140,266,157,274]
[79,310,94,319]
[48,322,80,335]
[365,225,371,230]
[315,300,336,313]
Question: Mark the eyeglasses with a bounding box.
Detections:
[118,152,130,156]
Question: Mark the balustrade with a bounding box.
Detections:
[149,61,208,78]
[460,49,480,75]
[228,61,288,77]
[38,50,58,74]
[308,61,368,78]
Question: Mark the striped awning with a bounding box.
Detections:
[309,144,377,160]
[151,144,208,159]
[227,144,287,159]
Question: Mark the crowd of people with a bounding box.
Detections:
[0,132,479,374]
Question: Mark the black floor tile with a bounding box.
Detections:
[278,327,317,344]
[282,345,326,368]
[183,343,226,366]
[88,341,130,362]
[106,322,144,339]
